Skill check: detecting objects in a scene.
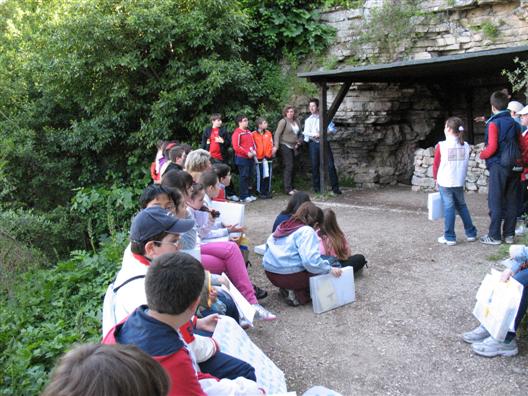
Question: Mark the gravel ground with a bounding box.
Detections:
[243,186,528,395]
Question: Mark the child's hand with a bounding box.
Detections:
[500,268,513,282]
[473,116,485,123]
[208,287,218,302]
[272,146,278,156]
[217,275,229,289]
[247,151,255,158]
[227,224,245,233]
[330,267,342,277]
[196,314,220,332]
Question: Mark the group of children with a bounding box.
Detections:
[152,113,275,203]
[42,136,363,394]
[432,90,528,358]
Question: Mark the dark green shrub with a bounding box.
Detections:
[0,233,127,395]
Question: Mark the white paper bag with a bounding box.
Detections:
[213,316,287,394]
[310,266,355,314]
[210,201,245,227]
[262,158,270,178]
[472,269,524,341]
[220,273,256,324]
[427,192,444,221]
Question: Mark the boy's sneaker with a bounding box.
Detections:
[462,325,490,344]
[281,289,300,306]
[515,223,525,236]
[467,236,477,242]
[471,336,518,357]
[228,195,240,202]
[252,304,276,321]
[248,195,257,202]
[241,197,253,203]
[479,235,501,245]
[438,236,456,246]
[504,235,515,244]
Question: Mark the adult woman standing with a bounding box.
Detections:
[273,105,301,195]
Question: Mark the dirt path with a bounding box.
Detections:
[244,186,527,395]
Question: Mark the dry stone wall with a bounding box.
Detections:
[411,143,489,193]
[308,1,528,188]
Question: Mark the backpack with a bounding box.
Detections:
[500,129,522,172]
[101,275,145,336]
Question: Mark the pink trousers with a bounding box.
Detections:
[200,241,257,304]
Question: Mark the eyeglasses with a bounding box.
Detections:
[153,240,180,248]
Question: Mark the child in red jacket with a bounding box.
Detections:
[252,117,274,199]
[231,114,256,203]
[103,252,264,396]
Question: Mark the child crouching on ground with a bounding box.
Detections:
[433,116,477,246]
[318,208,367,273]
[252,117,274,199]
[462,244,528,357]
[104,252,265,395]
[263,202,343,307]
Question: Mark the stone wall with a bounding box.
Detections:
[307,0,528,188]
[411,143,489,193]
[321,0,528,63]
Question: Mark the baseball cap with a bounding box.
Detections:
[518,105,528,116]
[507,101,524,113]
[130,206,195,243]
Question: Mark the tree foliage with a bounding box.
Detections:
[1,0,321,210]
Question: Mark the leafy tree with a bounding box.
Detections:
[0,0,291,210]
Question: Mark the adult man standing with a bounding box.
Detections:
[302,98,342,194]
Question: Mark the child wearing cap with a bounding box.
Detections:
[102,206,257,382]
[103,252,265,396]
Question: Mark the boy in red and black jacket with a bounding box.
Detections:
[479,90,522,245]
[201,114,239,201]
[103,252,263,396]
[231,114,257,202]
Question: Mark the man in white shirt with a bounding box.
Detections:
[302,98,341,194]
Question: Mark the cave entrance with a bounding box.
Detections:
[298,46,528,190]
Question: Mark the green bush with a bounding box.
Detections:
[0,233,127,395]
[71,184,143,250]
[0,207,83,261]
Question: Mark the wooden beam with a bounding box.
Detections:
[326,80,352,127]
[319,82,328,193]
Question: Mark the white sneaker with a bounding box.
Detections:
[472,336,518,357]
[248,195,257,202]
[438,236,456,246]
[515,224,525,236]
[252,304,277,321]
[241,197,253,203]
[228,195,240,202]
[462,324,490,344]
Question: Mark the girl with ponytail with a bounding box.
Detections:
[432,117,477,246]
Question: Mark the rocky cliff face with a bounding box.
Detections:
[306,1,528,188]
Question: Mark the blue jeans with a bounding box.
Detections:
[506,267,528,341]
[487,163,520,240]
[195,329,256,381]
[255,160,272,196]
[235,156,255,199]
[308,140,339,192]
[439,186,477,242]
